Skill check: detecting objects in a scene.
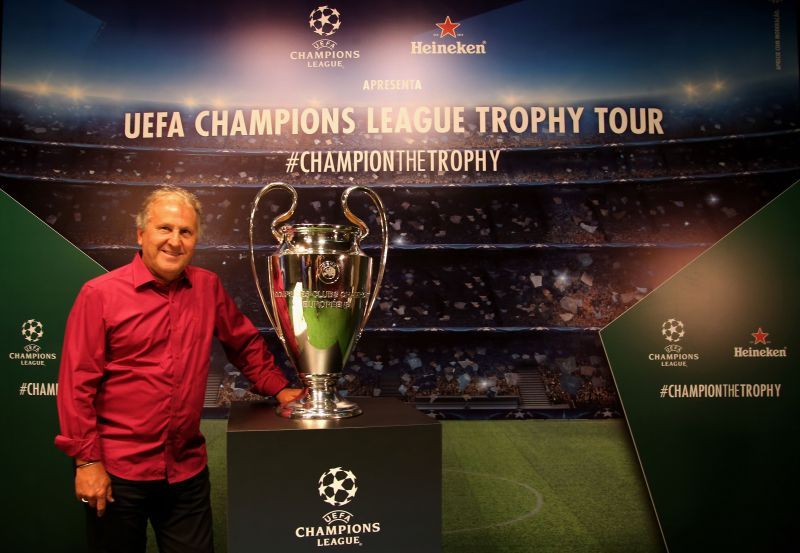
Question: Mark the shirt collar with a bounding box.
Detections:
[131,252,193,290]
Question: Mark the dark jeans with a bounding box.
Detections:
[86,466,214,553]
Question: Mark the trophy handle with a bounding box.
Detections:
[341,186,389,330]
[249,182,298,333]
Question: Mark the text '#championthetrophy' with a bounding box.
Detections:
[249,183,388,419]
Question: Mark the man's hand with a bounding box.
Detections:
[75,461,114,517]
[276,387,305,405]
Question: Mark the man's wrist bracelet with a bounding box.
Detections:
[75,461,98,469]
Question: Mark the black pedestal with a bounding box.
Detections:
[227,398,442,553]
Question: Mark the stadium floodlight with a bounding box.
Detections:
[712,80,725,92]
[34,83,50,95]
[67,86,83,100]
[184,97,197,108]
[211,97,226,108]
[554,270,571,288]
[682,83,697,98]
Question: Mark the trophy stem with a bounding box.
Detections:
[276,374,362,419]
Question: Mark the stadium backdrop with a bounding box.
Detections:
[1,0,798,551]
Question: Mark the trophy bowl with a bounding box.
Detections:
[249,184,388,419]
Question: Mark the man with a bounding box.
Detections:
[55,185,302,553]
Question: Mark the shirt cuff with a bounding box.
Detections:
[54,434,101,461]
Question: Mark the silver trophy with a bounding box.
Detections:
[248,183,388,419]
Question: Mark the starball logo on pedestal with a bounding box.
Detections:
[8,319,57,366]
[318,466,358,506]
[733,327,788,358]
[294,466,382,547]
[647,318,700,367]
[289,6,361,69]
[410,16,487,56]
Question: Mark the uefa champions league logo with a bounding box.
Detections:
[318,467,358,507]
[21,319,44,343]
[647,318,699,366]
[21,319,44,353]
[9,319,57,365]
[294,466,380,546]
[661,319,684,354]
[309,6,341,37]
[291,4,358,68]
[661,318,685,343]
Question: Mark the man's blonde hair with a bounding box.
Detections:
[135,185,203,237]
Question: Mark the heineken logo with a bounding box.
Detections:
[733,327,788,358]
[411,16,487,56]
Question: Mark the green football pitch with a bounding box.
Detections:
[149,419,665,553]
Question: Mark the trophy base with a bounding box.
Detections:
[276,397,362,420]
[276,376,362,419]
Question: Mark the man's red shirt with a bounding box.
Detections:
[55,254,288,482]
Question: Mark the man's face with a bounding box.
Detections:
[137,197,198,282]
